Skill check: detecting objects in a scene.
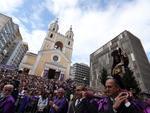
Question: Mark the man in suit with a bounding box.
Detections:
[67,85,83,113]
[68,85,98,113]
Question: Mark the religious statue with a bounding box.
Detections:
[111,48,129,89]
[111,48,129,77]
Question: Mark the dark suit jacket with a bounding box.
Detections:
[68,97,99,113]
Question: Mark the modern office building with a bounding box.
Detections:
[69,66,75,80]
[6,41,28,67]
[0,13,16,62]
[0,13,28,68]
[20,20,74,79]
[72,63,90,86]
[90,30,150,92]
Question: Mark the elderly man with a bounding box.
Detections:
[49,88,68,113]
[68,85,98,113]
[0,84,15,113]
[103,78,142,113]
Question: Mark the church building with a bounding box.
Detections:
[19,20,74,80]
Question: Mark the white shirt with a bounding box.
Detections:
[37,96,48,111]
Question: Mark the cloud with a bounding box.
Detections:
[23,29,46,52]
[44,0,150,65]
[29,2,46,29]
[45,0,78,15]
[19,27,46,54]
[0,0,24,13]
[20,27,46,54]
[0,0,48,53]
[12,16,46,53]
[1,0,150,65]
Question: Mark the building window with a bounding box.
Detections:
[52,28,55,31]
[50,34,53,38]
[131,53,135,61]
[68,41,70,45]
[53,55,59,62]
[54,41,63,51]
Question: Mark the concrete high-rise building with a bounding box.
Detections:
[0,13,28,68]
[73,63,90,86]
[6,41,28,67]
[90,30,150,92]
[69,66,75,80]
[20,20,74,79]
[0,13,16,62]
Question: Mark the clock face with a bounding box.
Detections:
[53,55,59,62]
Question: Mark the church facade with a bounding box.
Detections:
[19,20,74,79]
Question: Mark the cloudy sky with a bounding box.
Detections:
[0,0,150,65]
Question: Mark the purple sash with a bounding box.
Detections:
[131,99,150,113]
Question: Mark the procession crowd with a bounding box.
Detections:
[0,69,150,113]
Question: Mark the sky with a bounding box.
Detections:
[0,0,150,65]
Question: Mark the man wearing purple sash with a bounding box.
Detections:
[102,78,142,113]
[49,88,68,113]
[0,84,15,113]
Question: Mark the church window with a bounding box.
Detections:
[50,34,53,38]
[53,28,55,31]
[54,41,63,51]
[53,55,59,62]
[68,41,70,45]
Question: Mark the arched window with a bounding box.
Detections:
[54,41,63,51]
[68,41,70,45]
[50,34,53,38]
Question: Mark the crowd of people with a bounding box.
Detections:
[0,69,150,113]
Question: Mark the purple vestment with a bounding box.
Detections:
[49,97,68,113]
[0,95,15,113]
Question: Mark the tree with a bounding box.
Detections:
[99,67,108,86]
[122,68,141,94]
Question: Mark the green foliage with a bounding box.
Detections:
[99,67,108,86]
[122,68,141,94]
